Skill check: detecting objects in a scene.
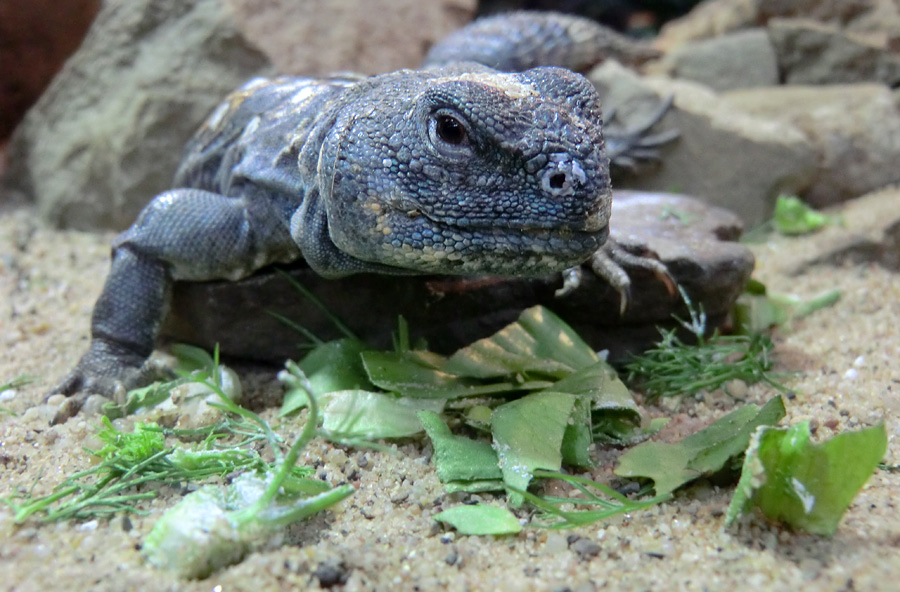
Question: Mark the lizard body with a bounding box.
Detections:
[52,12,671,406]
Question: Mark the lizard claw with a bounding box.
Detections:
[46,340,170,422]
[580,237,677,314]
[554,266,583,298]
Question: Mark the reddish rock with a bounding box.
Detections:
[0,0,100,140]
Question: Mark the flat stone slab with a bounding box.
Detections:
[162,191,754,362]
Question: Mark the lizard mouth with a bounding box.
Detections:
[399,198,609,235]
[378,204,609,276]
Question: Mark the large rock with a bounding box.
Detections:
[4,0,273,230]
[724,84,900,207]
[590,60,817,224]
[768,18,900,86]
[225,0,476,76]
[648,28,778,91]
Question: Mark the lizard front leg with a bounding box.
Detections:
[50,188,297,420]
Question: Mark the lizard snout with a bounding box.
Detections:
[540,154,587,198]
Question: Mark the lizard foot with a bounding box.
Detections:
[556,237,676,314]
[606,95,680,171]
[47,340,170,423]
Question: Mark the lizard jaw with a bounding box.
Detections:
[371,210,609,276]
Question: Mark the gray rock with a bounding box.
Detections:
[225,0,476,76]
[655,0,895,50]
[161,192,754,364]
[724,84,900,207]
[654,0,760,50]
[589,60,817,224]
[649,29,778,92]
[761,187,900,275]
[844,0,900,37]
[5,0,272,230]
[768,18,900,86]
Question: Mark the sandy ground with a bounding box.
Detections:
[1,201,899,592]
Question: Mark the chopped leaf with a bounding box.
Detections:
[734,282,841,334]
[418,411,502,483]
[434,504,522,535]
[443,480,506,494]
[560,395,593,468]
[552,361,639,414]
[593,416,669,447]
[280,338,374,415]
[773,195,833,235]
[492,392,576,506]
[554,361,642,448]
[464,405,493,428]
[143,472,353,578]
[362,350,521,399]
[726,422,887,536]
[143,370,355,577]
[443,306,599,379]
[93,416,165,464]
[319,390,445,439]
[615,397,786,495]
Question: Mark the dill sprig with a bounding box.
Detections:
[624,289,788,402]
[3,414,292,524]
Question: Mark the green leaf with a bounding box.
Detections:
[143,472,354,578]
[734,287,841,334]
[443,480,506,494]
[615,396,786,495]
[362,350,520,399]
[418,411,502,483]
[560,395,593,468]
[548,361,641,465]
[443,306,599,379]
[491,391,576,506]
[281,338,374,415]
[726,422,887,536]
[772,195,832,235]
[593,416,669,447]
[434,504,522,535]
[92,417,165,464]
[320,390,445,439]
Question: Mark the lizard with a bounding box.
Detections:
[50,11,676,418]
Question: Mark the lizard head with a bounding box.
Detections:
[296,66,612,278]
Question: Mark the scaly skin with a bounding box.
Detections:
[51,12,672,417]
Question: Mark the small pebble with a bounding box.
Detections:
[81,394,112,416]
[313,560,349,588]
[570,537,601,559]
[21,404,57,424]
[543,533,568,555]
[724,379,748,399]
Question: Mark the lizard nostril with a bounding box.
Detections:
[540,155,586,197]
[548,173,567,189]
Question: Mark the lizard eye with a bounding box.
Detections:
[434,114,467,145]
